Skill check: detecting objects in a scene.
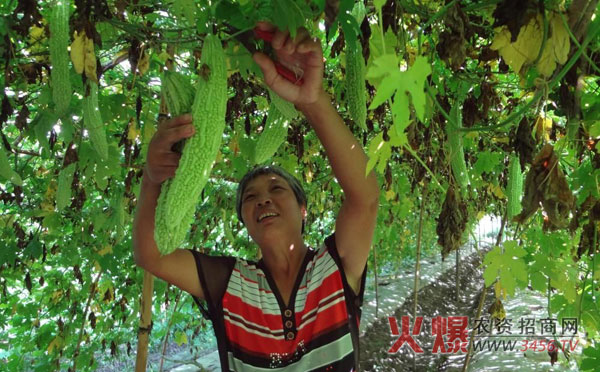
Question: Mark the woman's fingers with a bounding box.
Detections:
[282,28,311,55]
[161,113,192,128]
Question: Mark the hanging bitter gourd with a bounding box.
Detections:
[154,70,197,254]
[268,89,298,120]
[506,154,523,219]
[254,106,289,164]
[56,163,76,211]
[345,41,367,131]
[162,70,195,117]
[446,108,469,193]
[163,34,227,231]
[49,0,71,117]
[83,81,108,159]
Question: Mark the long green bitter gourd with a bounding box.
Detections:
[49,0,71,117]
[154,70,197,254]
[507,154,523,219]
[268,89,298,120]
[254,106,289,164]
[345,41,366,131]
[162,70,195,117]
[83,81,108,160]
[163,34,227,232]
[446,105,469,192]
[56,163,76,211]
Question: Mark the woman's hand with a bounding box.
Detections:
[252,22,325,107]
[144,114,195,185]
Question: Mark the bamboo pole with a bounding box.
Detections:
[413,186,426,372]
[413,186,427,318]
[135,271,154,372]
[456,246,460,306]
[373,243,379,318]
[135,45,174,372]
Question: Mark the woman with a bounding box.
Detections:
[133,22,379,371]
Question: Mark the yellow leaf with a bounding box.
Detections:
[385,189,396,201]
[492,136,510,144]
[98,245,113,256]
[29,25,45,43]
[490,27,511,51]
[494,281,507,300]
[128,120,140,141]
[175,331,188,346]
[84,33,97,82]
[491,15,544,75]
[137,50,149,75]
[477,211,486,220]
[157,51,171,63]
[47,336,64,354]
[70,30,86,74]
[550,13,570,65]
[51,290,64,304]
[489,183,505,199]
[534,116,553,141]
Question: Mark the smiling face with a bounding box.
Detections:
[240,173,306,245]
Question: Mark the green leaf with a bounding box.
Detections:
[473,151,503,176]
[373,0,387,12]
[581,344,600,371]
[403,56,432,122]
[174,330,188,346]
[366,53,399,82]
[482,241,528,296]
[368,26,399,66]
[391,92,410,136]
[589,121,600,138]
[369,73,398,109]
[272,0,309,37]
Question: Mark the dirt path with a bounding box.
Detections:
[359,248,494,371]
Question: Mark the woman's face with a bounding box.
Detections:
[240,173,306,244]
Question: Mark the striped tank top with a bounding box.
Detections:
[190,234,366,371]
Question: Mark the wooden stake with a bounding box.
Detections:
[135,270,154,372]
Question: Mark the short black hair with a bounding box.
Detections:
[235,165,307,232]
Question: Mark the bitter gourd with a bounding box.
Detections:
[56,163,76,211]
[254,106,288,164]
[345,42,367,131]
[268,89,298,120]
[446,105,469,192]
[83,81,108,160]
[163,34,227,231]
[506,154,523,219]
[162,70,195,117]
[49,0,71,117]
